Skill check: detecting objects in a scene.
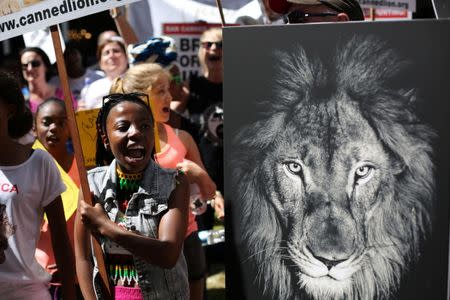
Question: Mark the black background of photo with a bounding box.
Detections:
[223,20,450,300]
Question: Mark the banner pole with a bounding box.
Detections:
[49,24,112,299]
[370,8,376,20]
[216,0,226,26]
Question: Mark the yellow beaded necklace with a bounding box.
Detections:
[116,168,143,191]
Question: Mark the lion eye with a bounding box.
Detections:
[285,162,302,175]
[354,165,374,184]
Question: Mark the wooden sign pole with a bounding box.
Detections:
[370,7,376,20]
[49,24,112,299]
[216,0,226,26]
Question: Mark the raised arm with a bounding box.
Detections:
[78,173,189,268]
[45,196,76,300]
[110,6,138,45]
[177,130,216,200]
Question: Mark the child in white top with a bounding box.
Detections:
[0,71,75,300]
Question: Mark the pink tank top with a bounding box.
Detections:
[154,124,198,237]
[29,87,77,113]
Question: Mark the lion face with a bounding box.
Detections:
[232,36,435,300]
[239,97,431,300]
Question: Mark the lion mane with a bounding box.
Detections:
[231,36,436,300]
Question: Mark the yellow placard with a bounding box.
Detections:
[75,108,100,169]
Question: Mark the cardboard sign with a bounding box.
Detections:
[163,22,222,82]
[0,0,139,42]
[75,108,99,169]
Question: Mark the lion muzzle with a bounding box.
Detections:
[305,201,357,269]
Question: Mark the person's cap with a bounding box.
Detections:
[268,0,364,21]
[128,36,177,67]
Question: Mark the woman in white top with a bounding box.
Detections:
[79,36,128,110]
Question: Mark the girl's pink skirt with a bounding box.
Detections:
[114,286,143,300]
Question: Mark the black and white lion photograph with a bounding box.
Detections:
[224,21,450,300]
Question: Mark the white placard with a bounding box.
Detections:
[22,27,65,64]
[0,0,139,42]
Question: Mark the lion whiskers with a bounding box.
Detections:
[242,244,289,263]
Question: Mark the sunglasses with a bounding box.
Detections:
[283,10,338,24]
[102,92,150,110]
[21,60,42,70]
[201,41,223,49]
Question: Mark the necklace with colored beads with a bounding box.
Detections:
[116,168,143,191]
[116,168,142,212]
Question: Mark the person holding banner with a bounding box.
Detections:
[0,71,75,300]
[110,62,219,300]
[20,47,77,113]
[75,93,189,300]
[33,98,81,299]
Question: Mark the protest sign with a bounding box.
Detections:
[163,22,222,81]
[0,0,139,42]
[75,108,99,169]
[224,20,450,300]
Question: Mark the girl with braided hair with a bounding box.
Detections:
[74,93,189,300]
[110,63,221,300]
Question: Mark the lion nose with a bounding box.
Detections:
[314,255,346,270]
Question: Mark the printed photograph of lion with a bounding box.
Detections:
[224,21,449,300]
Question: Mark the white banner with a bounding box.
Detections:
[147,0,255,37]
[0,0,139,42]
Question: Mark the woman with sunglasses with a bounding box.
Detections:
[171,27,223,143]
[19,47,77,114]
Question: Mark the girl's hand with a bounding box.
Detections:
[78,200,110,235]
[176,159,216,199]
[176,159,203,180]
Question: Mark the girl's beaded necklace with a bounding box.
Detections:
[116,168,142,212]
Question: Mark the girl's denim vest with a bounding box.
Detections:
[87,159,189,300]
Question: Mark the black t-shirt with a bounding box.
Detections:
[185,75,223,143]
[187,75,222,119]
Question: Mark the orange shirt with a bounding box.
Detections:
[154,124,198,237]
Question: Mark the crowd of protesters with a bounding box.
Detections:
[1,0,438,298]
[0,12,226,299]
